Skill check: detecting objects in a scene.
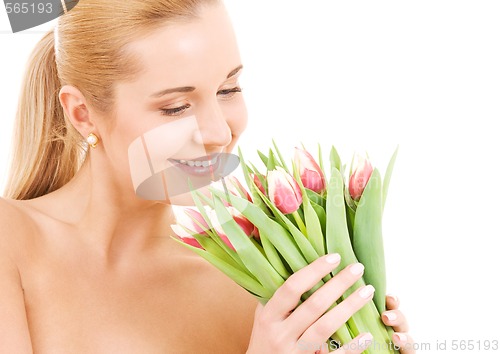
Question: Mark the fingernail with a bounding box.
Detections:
[357,332,373,348]
[384,311,397,321]
[359,285,375,299]
[350,263,364,275]
[394,333,407,343]
[326,253,341,264]
[387,293,399,304]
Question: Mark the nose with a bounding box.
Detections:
[193,101,232,150]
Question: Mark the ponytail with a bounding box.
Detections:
[3,29,85,200]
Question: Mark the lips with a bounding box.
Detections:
[168,153,222,177]
[171,154,219,168]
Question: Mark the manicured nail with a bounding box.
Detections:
[350,263,364,275]
[394,333,407,343]
[357,332,373,348]
[387,294,399,304]
[359,285,375,299]
[326,253,341,264]
[384,311,397,321]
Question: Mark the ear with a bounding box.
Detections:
[58,85,96,137]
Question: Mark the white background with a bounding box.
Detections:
[1,1,500,353]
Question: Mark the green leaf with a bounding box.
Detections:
[352,168,387,314]
[318,143,325,177]
[233,176,321,267]
[326,168,397,353]
[382,145,399,212]
[257,150,269,167]
[293,161,325,256]
[305,189,326,208]
[213,196,285,291]
[272,138,290,173]
[211,188,310,273]
[190,188,246,269]
[191,233,246,272]
[260,229,291,279]
[267,148,278,171]
[310,200,326,236]
[238,147,271,216]
[329,145,342,173]
[170,236,272,299]
[325,167,358,267]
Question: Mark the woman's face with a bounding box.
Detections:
[99,3,247,204]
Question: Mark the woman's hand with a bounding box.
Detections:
[381,295,415,354]
[246,253,376,354]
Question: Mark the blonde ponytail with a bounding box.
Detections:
[4,29,85,200]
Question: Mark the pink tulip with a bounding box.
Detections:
[171,208,211,249]
[183,208,210,234]
[294,147,326,193]
[349,154,373,201]
[209,207,258,251]
[267,167,303,214]
[171,224,204,249]
[251,173,266,195]
[226,176,253,202]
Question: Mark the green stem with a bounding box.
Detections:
[291,210,307,236]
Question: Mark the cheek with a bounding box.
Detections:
[224,97,248,137]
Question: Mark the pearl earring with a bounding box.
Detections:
[86,133,99,148]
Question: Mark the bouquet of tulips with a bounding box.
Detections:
[171,141,400,353]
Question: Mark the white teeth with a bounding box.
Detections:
[176,155,218,167]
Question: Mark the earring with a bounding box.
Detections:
[86,133,99,148]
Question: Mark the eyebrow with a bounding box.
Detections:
[149,64,244,98]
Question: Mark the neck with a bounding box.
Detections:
[43,154,177,262]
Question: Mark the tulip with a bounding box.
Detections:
[171,208,211,249]
[171,224,203,249]
[251,173,266,195]
[294,147,326,193]
[183,208,210,234]
[226,175,253,202]
[349,153,373,202]
[209,207,258,250]
[267,167,302,214]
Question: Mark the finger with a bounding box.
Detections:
[329,333,373,354]
[386,294,399,310]
[285,263,365,338]
[300,284,375,345]
[381,309,409,332]
[393,333,416,354]
[262,253,342,322]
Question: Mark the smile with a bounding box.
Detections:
[171,154,219,168]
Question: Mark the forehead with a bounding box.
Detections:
[124,4,241,91]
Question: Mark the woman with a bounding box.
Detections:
[0,0,414,352]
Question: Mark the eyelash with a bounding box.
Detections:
[160,86,242,116]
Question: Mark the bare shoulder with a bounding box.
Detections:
[0,197,36,253]
[0,197,36,353]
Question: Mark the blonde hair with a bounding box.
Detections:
[4,0,217,200]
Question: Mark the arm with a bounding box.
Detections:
[0,199,34,353]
